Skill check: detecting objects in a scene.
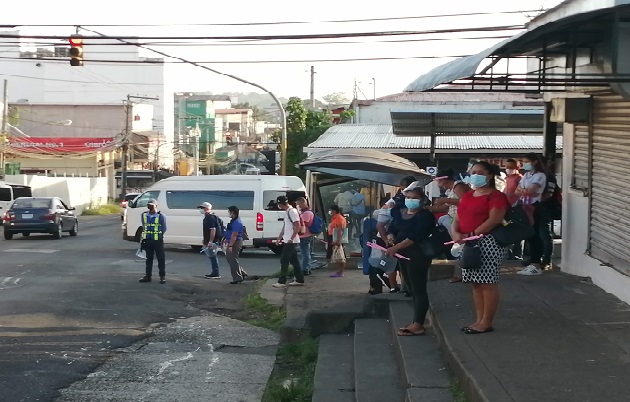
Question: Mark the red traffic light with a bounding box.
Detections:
[69,36,84,66]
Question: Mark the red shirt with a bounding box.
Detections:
[457,189,508,234]
[504,174,522,206]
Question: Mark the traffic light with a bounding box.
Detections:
[69,36,83,66]
[260,150,276,175]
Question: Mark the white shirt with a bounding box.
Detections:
[283,207,301,243]
[334,191,354,214]
[518,171,547,203]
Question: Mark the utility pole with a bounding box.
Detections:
[120,94,159,199]
[310,66,315,109]
[372,77,376,100]
[0,80,7,177]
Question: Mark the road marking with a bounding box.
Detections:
[4,249,59,254]
[0,277,23,290]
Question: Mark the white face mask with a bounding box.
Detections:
[199,209,206,215]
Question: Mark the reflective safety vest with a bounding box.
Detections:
[142,212,163,241]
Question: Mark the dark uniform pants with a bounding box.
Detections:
[144,239,166,277]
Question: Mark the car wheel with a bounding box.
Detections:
[269,244,283,255]
[22,232,30,237]
[52,223,63,239]
[69,221,78,236]
[4,231,13,240]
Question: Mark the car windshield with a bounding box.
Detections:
[13,198,52,209]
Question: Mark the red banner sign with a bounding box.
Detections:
[7,137,118,153]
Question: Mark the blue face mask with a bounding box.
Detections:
[404,198,421,210]
[522,162,533,171]
[469,174,488,188]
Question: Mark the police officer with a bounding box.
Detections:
[139,199,167,284]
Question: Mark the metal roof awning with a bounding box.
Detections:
[299,148,431,186]
[404,1,630,92]
[390,109,544,135]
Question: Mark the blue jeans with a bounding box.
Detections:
[299,237,313,272]
[207,247,220,276]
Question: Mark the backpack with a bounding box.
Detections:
[303,209,324,235]
[213,214,226,242]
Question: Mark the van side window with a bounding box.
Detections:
[263,191,286,210]
[135,191,161,208]
[165,190,255,210]
[0,188,11,202]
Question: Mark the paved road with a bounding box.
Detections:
[0,216,283,402]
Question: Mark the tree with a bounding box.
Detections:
[322,92,351,106]
[283,106,333,178]
[285,97,307,134]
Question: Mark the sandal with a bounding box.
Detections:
[397,328,425,336]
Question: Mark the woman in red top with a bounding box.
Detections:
[452,161,508,335]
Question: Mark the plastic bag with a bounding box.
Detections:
[332,228,349,244]
[331,245,347,264]
[135,248,146,259]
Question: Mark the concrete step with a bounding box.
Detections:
[388,302,453,402]
[354,319,405,402]
[312,334,355,402]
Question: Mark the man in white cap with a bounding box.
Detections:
[139,199,167,284]
[198,202,222,279]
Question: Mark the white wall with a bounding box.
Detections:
[5,174,109,215]
[561,123,630,304]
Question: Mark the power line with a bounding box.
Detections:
[0,25,525,41]
[0,53,506,65]
[0,34,515,48]
[0,73,163,84]
[12,10,544,27]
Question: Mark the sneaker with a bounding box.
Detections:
[518,265,542,276]
[288,281,305,286]
[139,276,151,283]
[205,274,221,279]
[272,283,287,289]
[159,276,166,284]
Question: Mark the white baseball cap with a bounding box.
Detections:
[402,181,424,195]
[198,202,212,209]
[147,199,158,206]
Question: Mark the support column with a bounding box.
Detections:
[543,101,558,167]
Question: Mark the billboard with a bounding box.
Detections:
[7,137,118,153]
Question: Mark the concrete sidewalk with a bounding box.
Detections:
[429,269,630,402]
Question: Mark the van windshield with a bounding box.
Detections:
[166,190,255,211]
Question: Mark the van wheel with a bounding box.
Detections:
[134,227,143,243]
[191,245,202,252]
[22,233,30,237]
[269,245,283,255]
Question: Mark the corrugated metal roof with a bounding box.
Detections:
[307,124,563,151]
[372,92,544,103]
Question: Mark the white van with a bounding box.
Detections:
[0,181,33,213]
[122,175,307,253]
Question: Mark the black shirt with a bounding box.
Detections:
[202,213,220,244]
[387,206,436,245]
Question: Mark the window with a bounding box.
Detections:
[166,190,254,211]
[134,191,161,208]
[262,190,306,210]
[12,198,52,209]
[12,186,32,198]
[0,188,11,202]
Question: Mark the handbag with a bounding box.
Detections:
[459,240,482,270]
[368,248,398,273]
[491,204,535,246]
[420,224,452,258]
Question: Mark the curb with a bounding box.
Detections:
[429,306,490,402]
[79,213,120,223]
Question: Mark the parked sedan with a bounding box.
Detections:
[2,197,78,240]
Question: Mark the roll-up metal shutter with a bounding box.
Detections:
[590,93,630,274]
[572,124,589,190]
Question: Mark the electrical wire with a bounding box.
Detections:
[0,54,491,64]
[0,25,525,41]
[12,9,544,27]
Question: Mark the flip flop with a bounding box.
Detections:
[397,328,425,336]
[329,273,344,278]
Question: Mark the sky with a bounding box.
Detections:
[2,0,564,101]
